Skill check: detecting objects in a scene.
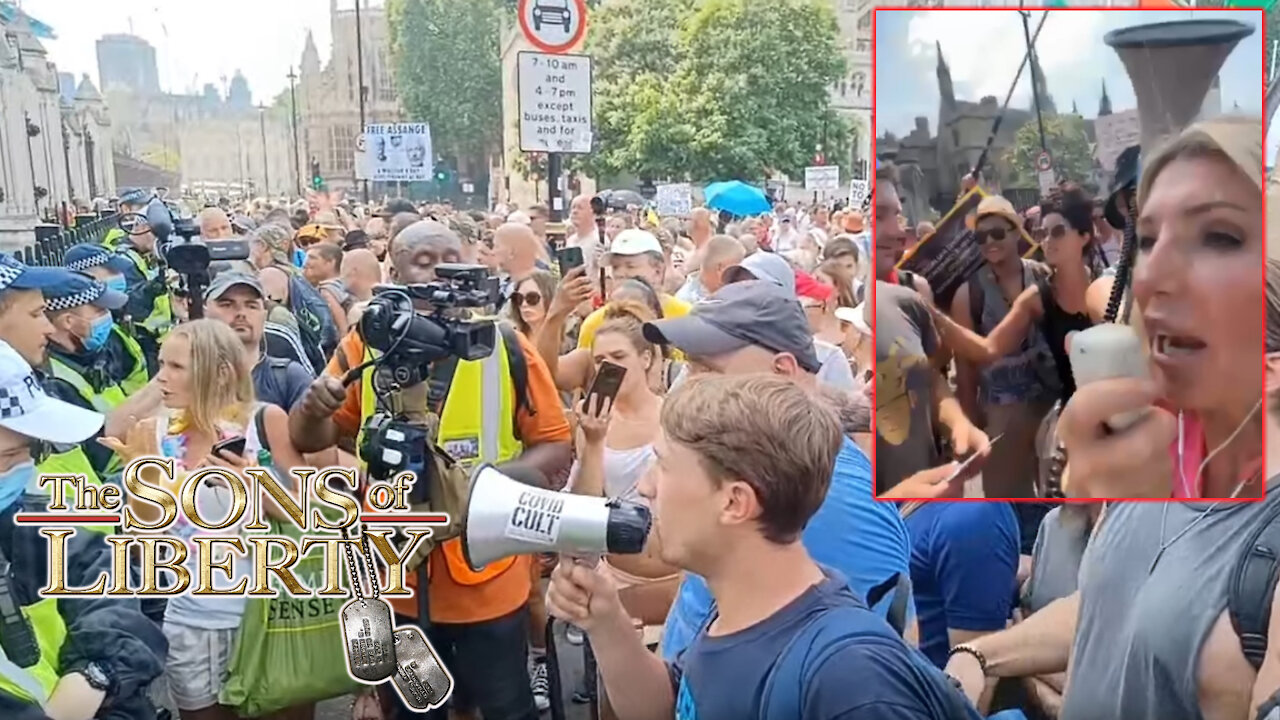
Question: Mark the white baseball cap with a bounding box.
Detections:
[0,340,104,444]
[608,229,663,257]
[834,302,871,336]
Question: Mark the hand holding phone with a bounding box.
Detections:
[585,361,627,415]
[557,246,585,276]
[212,435,247,460]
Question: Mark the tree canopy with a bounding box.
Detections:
[387,0,503,173]
[1003,114,1093,188]
[580,0,849,183]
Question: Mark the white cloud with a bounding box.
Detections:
[905,11,1105,106]
[23,0,342,103]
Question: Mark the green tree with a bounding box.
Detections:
[388,0,503,175]
[1003,114,1093,188]
[580,0,849,183]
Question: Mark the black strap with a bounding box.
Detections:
[864,572,911,638]
[1229,497,1280,671]
[253,404,270,456]
[497,322,532,417]
[1256,687,1280,720]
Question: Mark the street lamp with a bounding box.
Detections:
[23,113,42,214]
[259,105,270,197]
[288,67,302,196]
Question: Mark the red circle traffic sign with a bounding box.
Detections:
[518,0,589,55]
[1036,151,1052,172]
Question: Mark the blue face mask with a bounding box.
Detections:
[0,462,34,512]
[105,275,127,293]
[84,313,114,353]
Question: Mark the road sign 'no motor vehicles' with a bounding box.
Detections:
[518,0,588,54]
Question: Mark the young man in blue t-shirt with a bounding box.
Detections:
[642,279,915,660]
[546,373,975,720]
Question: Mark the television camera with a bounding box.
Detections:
[119,197,250,318]
[344,263,501,482]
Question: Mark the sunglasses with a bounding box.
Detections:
[1044,224,1068,240]
[975,227,1011,244]
[511,291,543,308]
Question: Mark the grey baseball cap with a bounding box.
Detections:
[643,279,822,373]
[721,251,796,296]
[204,271,264,302]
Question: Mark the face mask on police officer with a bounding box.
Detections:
[70,310,114,353]
[105,274,127,294]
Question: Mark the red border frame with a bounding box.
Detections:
[518,0,589,55]
[869,5,1269,504]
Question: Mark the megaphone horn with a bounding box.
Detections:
[1105,19,1254,154]
[462,464,652,572]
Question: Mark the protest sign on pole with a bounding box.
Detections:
[897,187,1039,310]
[848,179,868,210]
[654,183,693,217]
[354,123,433,182]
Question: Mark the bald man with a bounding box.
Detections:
[289,217,572,720]
[676,234,746,303]
[199,207,233,239]
[494,222,543,285]
[341,248,382,305]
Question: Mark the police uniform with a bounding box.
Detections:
[0,339,167,719]
[38,274,134,494]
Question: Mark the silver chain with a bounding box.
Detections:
[342,524,380,600]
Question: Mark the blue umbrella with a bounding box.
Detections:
[704,181,770,217]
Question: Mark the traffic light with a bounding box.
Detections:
[435,169,448,183]
[310,158,322,190]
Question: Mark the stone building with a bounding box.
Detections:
[831,0,872,179]
[96,33,160,96]
[0,11,115,250]
[296,0,404,196]
[876,41,1094,220]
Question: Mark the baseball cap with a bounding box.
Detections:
[608,229,663,257]
[377,198,417,218]
[231,214,257,234]
[643,280,822,373]
[0,339,103,444]
[722,251,797,296]
[63,243,132,275]
[0,256,76,296]
[795,270,834,304]
[45,273,128,312]
[975,196,1021,229]
[1104,144,1141,230]
[834,302,871,336]
[204,271,265,302]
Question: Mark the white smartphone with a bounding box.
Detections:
[1068,323,1151,431]
[944,433,1004,485]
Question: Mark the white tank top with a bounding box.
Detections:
[159,405,265,630]
[568,443,655,500]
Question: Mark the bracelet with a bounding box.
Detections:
[947,643,989,676]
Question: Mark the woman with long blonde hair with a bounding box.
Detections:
[103,319,310,720]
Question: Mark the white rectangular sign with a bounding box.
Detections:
[805,165,840,192]
[848,179,869,210]
[354,123,433,182]
[518,52,593,155]
[1094,109,1140,173]
[654,183,692,217]
[1038,169,1056,197]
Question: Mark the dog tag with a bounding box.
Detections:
[340,597,396,683]
[390,626,454,711]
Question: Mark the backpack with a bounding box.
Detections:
[280,267,338,369]
[264,321,317,376]
[1228,497,1280,671]
[754,600,982,720]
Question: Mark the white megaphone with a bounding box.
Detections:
[462,464,653,571]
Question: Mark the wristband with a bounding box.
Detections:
[947,643,989,676]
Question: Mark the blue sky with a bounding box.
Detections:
[874,9,1266,156]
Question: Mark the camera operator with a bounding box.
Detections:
[288,219,572,720]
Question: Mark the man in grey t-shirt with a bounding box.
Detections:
[875,280,941,493]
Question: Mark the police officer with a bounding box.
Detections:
[40,274,137,483]
[62,245,148,395]
[0,338,167,719]
[99,187,150,251]
[106,192,173,374]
